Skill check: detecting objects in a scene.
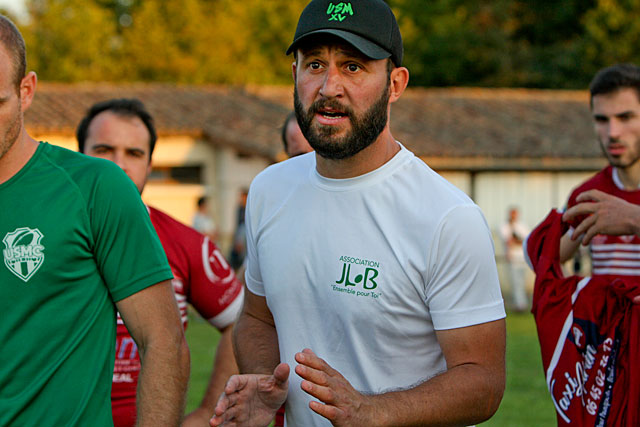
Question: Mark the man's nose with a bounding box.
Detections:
[319,63,344,99]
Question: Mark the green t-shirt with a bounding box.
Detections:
[0,143,173,426]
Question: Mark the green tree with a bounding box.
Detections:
[22,0,119,81]
[17,0,639,88]
[391,0,597,88]
[225,0,307,84]
[506,0,595,88]
[391,0,513,87]
[581,0,640,81]
[20,0,307,84]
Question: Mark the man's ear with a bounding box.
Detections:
[292,61,298,84]
[19,71,37,112]
[388,67,409,104]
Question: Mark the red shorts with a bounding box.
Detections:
[274,404,285,426]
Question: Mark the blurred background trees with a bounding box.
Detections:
[3,0,640,88]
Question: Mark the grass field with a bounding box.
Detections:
[483,311,556,426]
[184,309,557,426]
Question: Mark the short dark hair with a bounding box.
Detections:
[589,63,640,107]
[0,15,27,91]
[197,196,207,208]
[281,112,297,152]
[77,98,157,158]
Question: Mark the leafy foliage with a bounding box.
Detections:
[21,0,306,84]
[23,0,119,81]
[391,0,601,88]
[14,0,640,88]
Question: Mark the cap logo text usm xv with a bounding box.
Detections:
[327,3,354,22]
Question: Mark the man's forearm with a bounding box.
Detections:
[370,320,505,426]
[559,231,580,263]
[116,282,191,427]
[366,362,504,426]
[233,310,280,375]
[296,320,505,426]
[136,335,190,426]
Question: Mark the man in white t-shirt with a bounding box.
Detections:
[192,196,218,242]
[500,207,530,312]
[211,1,506,426]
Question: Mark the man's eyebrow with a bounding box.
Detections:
[88,143,114,150]
[126,147,146,154]
[335,46,368,60]
[299,46,324,58]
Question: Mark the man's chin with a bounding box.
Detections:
[611,159,639,170]
[312,121,350,136]
[309,128,349,145]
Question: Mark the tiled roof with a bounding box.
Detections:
[26,83,290,160]
[249,85,603,169]
[27,83,603,168]
[393,88,598,156]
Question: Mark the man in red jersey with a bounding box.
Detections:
[77,98,244,427]
[561,64,640,276]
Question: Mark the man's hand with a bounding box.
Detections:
[295,349,378,427]
[564,190,640,304]
[563,189,640,245]
[210,363,289,427]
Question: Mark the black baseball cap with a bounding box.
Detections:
[286,0,403,66]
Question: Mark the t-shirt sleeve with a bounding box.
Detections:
[243,188,264,296]
[188,236,244,329]
[426,205,506,330]
[88,164,173,302]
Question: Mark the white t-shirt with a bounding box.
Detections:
[192,212,216,235]
[245,143,505,426]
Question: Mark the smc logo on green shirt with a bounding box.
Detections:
[2,227,45,282]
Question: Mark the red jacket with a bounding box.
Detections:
[526,210,640,426]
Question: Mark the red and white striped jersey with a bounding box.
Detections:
[112,206,243,427]
[567,166,640,276]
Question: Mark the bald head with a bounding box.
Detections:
[281,113,313,158]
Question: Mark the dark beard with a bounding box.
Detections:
[600,140,640,169]
[294,81,390,160]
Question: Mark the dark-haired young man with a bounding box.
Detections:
[561,64,640,275]
[212,1,506,426]
[0,15,189,427]
[77,98,244,427]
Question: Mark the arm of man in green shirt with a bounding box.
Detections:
[117,280,190,427]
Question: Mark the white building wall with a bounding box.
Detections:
[216,147,272,254]
[465,170,594,308]
[473,171,595,235]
